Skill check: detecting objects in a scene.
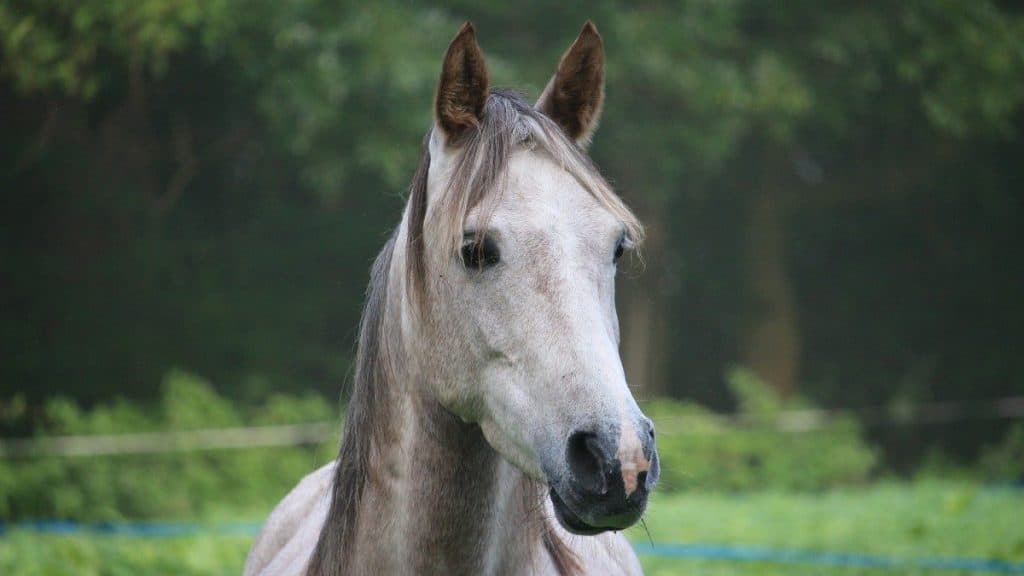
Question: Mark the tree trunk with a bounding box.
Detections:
[740,158,801,398]
[622,281,657,397]
[620,219,668,399]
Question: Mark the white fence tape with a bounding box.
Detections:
[2,396,1021,458]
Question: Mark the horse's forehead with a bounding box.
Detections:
[492,152,615,230]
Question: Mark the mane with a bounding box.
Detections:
[308,90,640,576]
[306,231,398,576]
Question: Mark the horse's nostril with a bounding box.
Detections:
[637,470,648,492]
[566,430,607,495]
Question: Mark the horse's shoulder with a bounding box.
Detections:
[243,461,335,576]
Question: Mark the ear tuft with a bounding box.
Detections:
[536,21,606,146]
[435,22,490,144]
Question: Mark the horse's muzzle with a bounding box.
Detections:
[548,419,659,534]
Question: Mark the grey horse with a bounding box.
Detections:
[245,21,659,576]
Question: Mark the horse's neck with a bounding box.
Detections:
[357,383,544,574]
[349,236,548,574]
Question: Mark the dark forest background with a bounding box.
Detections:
[2,0,1023,470]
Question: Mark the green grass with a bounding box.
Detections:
[0,532,251,576]
[2,482,1022,575]
[630,481,1024,575]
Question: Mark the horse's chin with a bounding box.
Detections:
[548,488,608,536]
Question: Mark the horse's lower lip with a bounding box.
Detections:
[548,488,606,536]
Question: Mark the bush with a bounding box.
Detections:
[643,368,877,492]
[978,423,1024,482]
[0,368,880,522]
[0,371,338,521]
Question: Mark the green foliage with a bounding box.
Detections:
[0,0,233,98]
[978,423,1024,482]
[913,448,978,483]
[0,371,337,522]
[5,0,1021,203]
[643,369,876,492]
[160,370,242,430]
[1,368,875,525]
[3,0,1024,472]
[728,367,786,420]
[898,0,1024,136]
[910,423,1024,484]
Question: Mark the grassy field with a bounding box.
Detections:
[1,481,1021,575]
[637,481,1024,575]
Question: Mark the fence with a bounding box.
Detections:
[2,396,1021,458]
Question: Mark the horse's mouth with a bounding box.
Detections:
[548,488,607,536]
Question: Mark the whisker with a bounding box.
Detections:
[639,516,654,546]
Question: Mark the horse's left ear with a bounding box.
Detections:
[536,21,605,146]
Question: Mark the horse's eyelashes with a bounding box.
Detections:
[462,236,501,270]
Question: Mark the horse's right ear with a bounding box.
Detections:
[434,22,489,145]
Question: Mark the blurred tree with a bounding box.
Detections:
[594,0,1024,400]
[2,0,1023,465]
[742,0,1024,400]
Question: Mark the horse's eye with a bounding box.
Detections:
[461,235,500,270]
[613,233,628,263]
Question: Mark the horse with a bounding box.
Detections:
[244,21,659,576]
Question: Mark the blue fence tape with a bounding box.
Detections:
[3,520,260,538]
[632,542,1024,574]
[3,521,1024,574]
